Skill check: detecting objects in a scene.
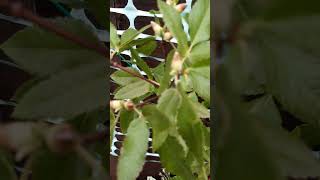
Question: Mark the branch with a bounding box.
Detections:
[135,96,159,108]
[0,1,160,87]
[111,61,160,87]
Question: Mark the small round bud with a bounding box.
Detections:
[110,100,123,112]
[170,51,183,75]
[175,3,187,13]
[123,101,135,111]
[163,32,173,41]
[150,21,163,37]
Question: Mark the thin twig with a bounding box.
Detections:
[136,96,159,108]
[111,61,160,87]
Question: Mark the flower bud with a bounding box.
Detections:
[175,3,187,13]
[123,101,135,111]
[170,51,183,75]
[163,32,173,41]
[110,100,123,112]
[150,21,163,37]
[166,0,174,5]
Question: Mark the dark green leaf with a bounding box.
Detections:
[1,18,103,76]
[13,61,107,120]
[130,48,154,79]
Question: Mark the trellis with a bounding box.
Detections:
[110,0,194,178]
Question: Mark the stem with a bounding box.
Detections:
[111,61,160,87]
[135,96,159,108]
[9,2,108,56]
[169,42,177,51]
[2,1,160,88]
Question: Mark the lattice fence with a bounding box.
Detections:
[110,0,194,178]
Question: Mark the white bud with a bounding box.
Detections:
[170,51,183,75]
[166,0,174,5]
[175,3,187,12]
[150,21,163,37]
[110,100,123,112]
[123,101,135,111]
[163,32,173,41]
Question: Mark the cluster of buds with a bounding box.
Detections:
[110,100,135,112]
[170,51,184,75]
[150,21,173,41]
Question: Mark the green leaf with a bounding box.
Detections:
[157,88,182,122]
[0,152,17,180]
[189,0,210,47]
[263,0,320,21]
[136,40,157,56]
[119,25,151,52]
[193,102,210,119]
[158,136,194,179]
[214,96,282,180]
[216,60,320,179]
[13,61,107,120]
[189,65,210,103]
[1,18,104,76]
[158,50,174,94]
[158,0,189,55]
[32,149,91,180]
[142,105,172,150]
[114,80,152,100]
[177,89,205,163]
[187,41,210,66]
[247,96,320,177]
[119,109,135,133]
[120,28,139,47]
[117,118,149,180]
[130,48,154,79]
[240,16,320,125]
[111,69,141,86]
[110,23,120,49]
[152,63,165,83]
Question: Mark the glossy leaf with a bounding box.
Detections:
[117,118,149,180]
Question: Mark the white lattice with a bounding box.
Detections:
[110,0,193,62]
[110,0,193,162]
